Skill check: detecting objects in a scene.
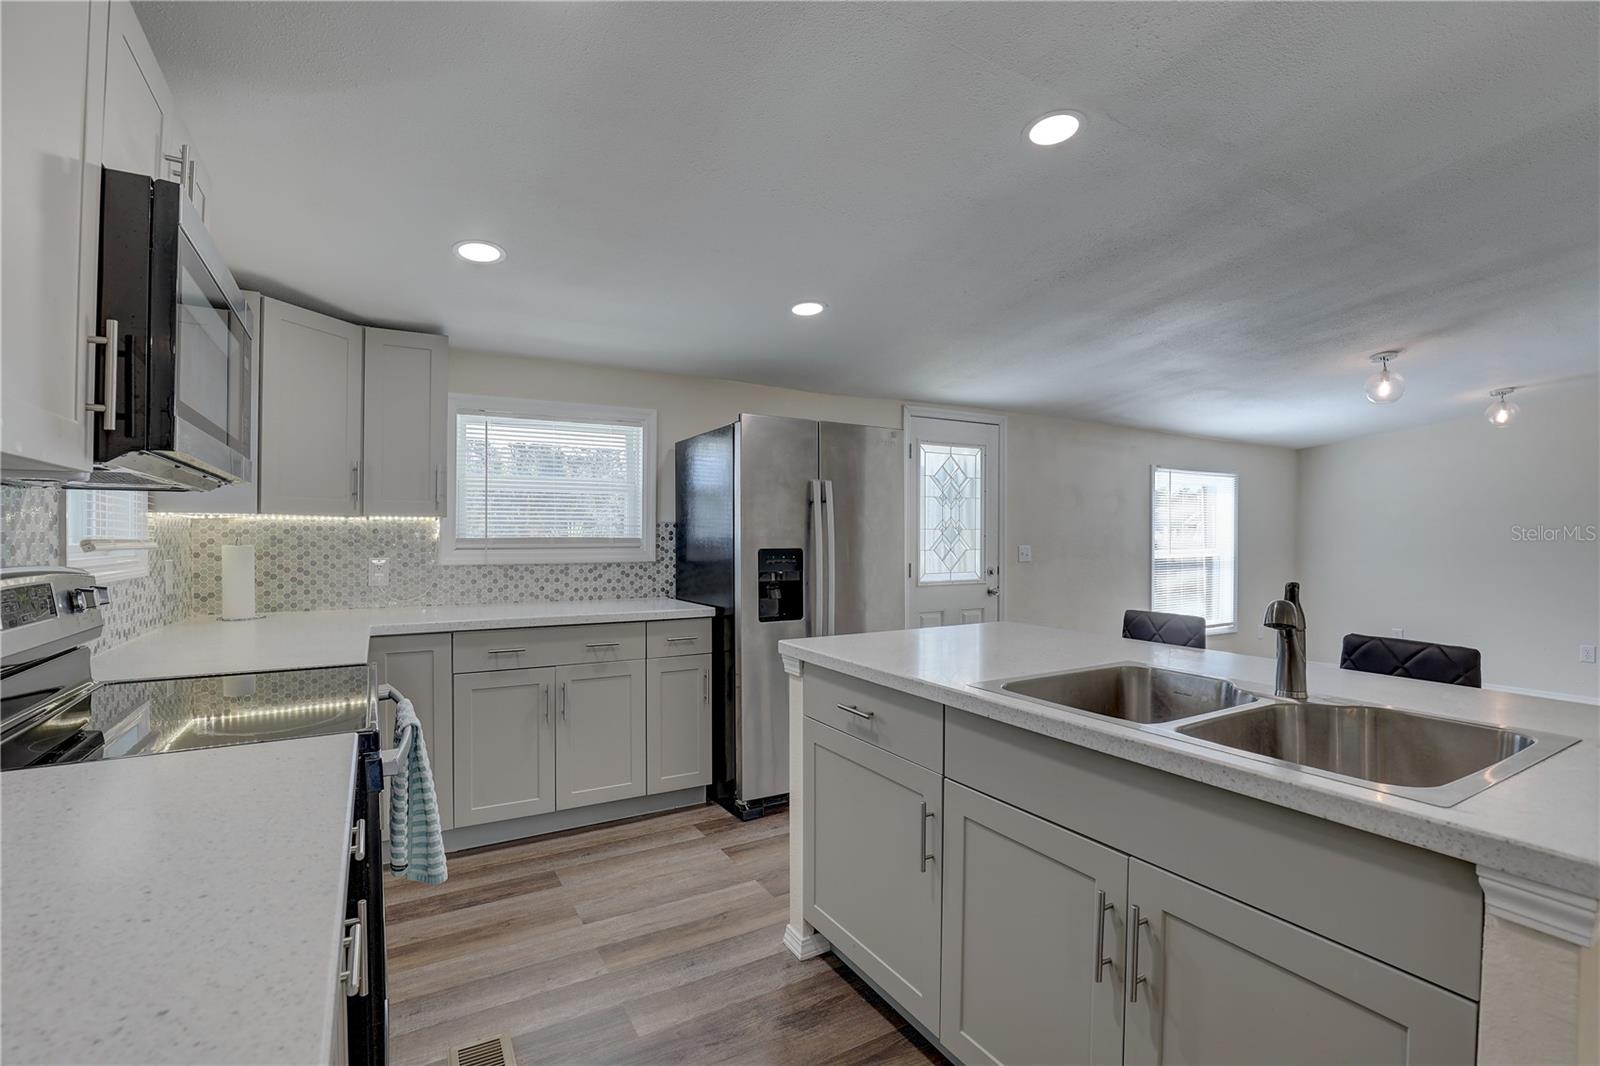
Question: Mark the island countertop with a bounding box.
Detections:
[779,622,1599,897]
[92,598,715,682]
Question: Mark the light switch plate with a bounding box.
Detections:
[368,558,390,587]
[1017,544,1033,563]
[1391,628,1405,638]
[1581,645,1597,664]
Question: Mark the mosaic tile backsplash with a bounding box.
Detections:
[1,485,679,652]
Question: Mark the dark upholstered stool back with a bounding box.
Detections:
[1122,610,1207,649]
[1339,633,1482,687]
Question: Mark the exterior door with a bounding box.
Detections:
[452,667,555,826]
[906,414,1001,627]
[646,654,712,793]
[258,298,364,515]
[555,660,647,810]
[1123,859,1478,1065]
[803,719,943,1032]
[941,781,1128,1066]
[819,422,905,636]
[361,328,448,516]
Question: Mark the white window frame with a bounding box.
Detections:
[1149,465,1239,635]
[440,393,657,565]
[62,489,152,583]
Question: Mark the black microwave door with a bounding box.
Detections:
[146,181,182,452]
[95,169,157,459]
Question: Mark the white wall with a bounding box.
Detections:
[1296,385,1600,699]
[450,349,1300,655]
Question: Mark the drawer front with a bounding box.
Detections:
[646,617,713,658]
[453,623,647,673]
[803,666,943,773]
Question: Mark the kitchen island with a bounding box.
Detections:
[779,622,1599,1066]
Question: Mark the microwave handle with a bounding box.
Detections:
[85,319,119,431]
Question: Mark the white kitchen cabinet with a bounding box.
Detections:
[646,653,712,793]
[940,781,1128,1066]
[803,718,943,1032]
[161,110,212,223]
[452,667,556,826]
[361,328,448,516]
[370,633,455,833]
[0,0,107,478]
[1122,859,1477,1065]
[555,660,647,810]
[258,298,365,515]
[102,0,171,181]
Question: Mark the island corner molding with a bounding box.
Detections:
[1478,867,1600,946]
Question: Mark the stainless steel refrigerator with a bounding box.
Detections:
[675,414,904,817]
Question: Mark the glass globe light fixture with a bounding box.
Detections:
[1364,351,1406,405]
[1485,388,1520,428]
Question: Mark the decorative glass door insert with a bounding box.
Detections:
[918,442,984,584]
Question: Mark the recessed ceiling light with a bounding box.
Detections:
[454,240,505,264]
[1025,111,1084,146]
[791,301,826,317]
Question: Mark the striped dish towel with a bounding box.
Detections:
[388,692,447,885]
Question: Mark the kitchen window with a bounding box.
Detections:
[64,489,152,583]
[440,394,657,564]
[1150,467,1237,633]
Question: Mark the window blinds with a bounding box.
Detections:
[65,490,152,581]
[454,412,646,547]
[1151,468,1237,630]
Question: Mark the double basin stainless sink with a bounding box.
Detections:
[974,663,1580,807]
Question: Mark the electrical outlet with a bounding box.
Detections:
[1017,544,1033,563]
[368,558,389,587]
[1391,627,1405,639]
[1581,645,1597,665]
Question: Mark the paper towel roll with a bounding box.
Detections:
[220,544,257,621]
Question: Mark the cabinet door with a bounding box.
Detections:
[102,1,171,180]
[0,0,106,477]
[646,653,711,794]
[370,633,454,833]
[555,661,647,810]
[258,298,364,515]
[361,328,447,516]
[803,718,942,1032]
[941,782,1127,1066]
[452,667,555,826]
[1124,859,1477,1066]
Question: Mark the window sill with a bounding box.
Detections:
[438,545,656,566]
[64,557,150,584]
[1205,625,1238,636]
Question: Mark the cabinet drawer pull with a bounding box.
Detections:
[350,819,366,862]
[665,635,699,643]
[543,683,551,726]
[584,641,622,649]
[485,647,526,655]
[1128,904,1150,1003]
[919,802,936,872]
[85,319,120,430]
[1093,890,1114,983]
[836,703,874,720]
[339,915,364,998]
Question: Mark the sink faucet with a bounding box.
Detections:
[1262,581,1308,700]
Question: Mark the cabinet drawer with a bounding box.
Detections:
[804,667,942,773]
[646,617,712,658]
[453,623,646,673]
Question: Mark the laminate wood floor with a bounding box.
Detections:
[385,804,945,1066]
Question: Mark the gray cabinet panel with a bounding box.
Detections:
[804,718,942,1032]
[647,654,711,794]
[453,667,555,826]
[940,782,1127,1066]
[361,327,447,516]
[556,660,647,810]
[370,633,453,832]
[454,623,647,674]
[804,665,943,773]
[1124,860,1477,1065]
[258,298,364,515]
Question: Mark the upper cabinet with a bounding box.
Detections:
[258,298,449,517]
[258,298,365,515]
[103,2,210,221]
[362,328,447,516]
[1,1,107,478]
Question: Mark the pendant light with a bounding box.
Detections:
[1485,388,1520,428]
[1364,351,1406,405]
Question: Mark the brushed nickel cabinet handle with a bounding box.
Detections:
[350,464,359,504]
[350,819,366,862]
[339,915,364,998]
[560,681,567,720]
[1094,890,1114,983]
[665,635,699,643]
[542,683,551,726]
[919,802,936,872]
[1129,904,1150,1003]
[85,319,120,430]
[584,641,621,649]
[837,704,874,720]
[485,647,526,655]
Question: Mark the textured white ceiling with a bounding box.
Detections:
[137,1,1598,447]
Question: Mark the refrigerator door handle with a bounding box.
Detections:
[822,479,838,637]
[807,479,825,638]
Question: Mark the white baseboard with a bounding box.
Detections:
[783,923,831,960]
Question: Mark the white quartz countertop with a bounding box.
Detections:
[780,622,1600,895]
[92,599,715,681]
[1,733,360,1065]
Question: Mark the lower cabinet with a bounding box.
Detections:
[1122,859,1477,1066]
[940,782,1128,1066]
[452,667,556,826]
[646,653,712,793]
[555,660,647,810]
[803,718,943,1032]
[369,633,454,833]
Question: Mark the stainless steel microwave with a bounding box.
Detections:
[89,170,253,491]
